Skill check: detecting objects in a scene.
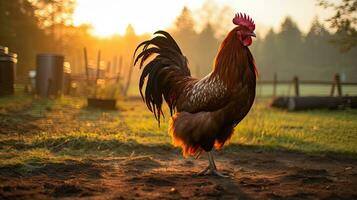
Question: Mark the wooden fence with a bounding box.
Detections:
[257,73,357,98]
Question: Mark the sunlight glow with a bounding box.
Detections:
[73,0,200,36]
[73,0,332,37]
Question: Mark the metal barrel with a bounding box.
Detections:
[63,62,71,95]
[36,54,64,97]
[0,46,17,96]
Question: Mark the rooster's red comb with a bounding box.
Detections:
[233,13,255,31]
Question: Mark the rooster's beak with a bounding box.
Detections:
[250,32,256,37]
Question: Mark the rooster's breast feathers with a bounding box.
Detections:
[176,74,230,113]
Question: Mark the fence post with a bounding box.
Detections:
[330,73,342,97]
[106,61,111,76]
[336,73,342,97]
[124,60,133,97]
[330,80,335,96]
[83,48,89,84]
[293,76,300,97]
[116,56,123,83]
[273,73,277,98]
[94,50,101,98]
[112,55,118,74]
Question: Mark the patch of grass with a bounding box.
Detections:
[232,99,357,155]
[0,147,75,172]
[0,94,33,113]
[0,95,356,172]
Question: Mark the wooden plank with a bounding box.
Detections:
[257,80,291,84]
[271,97,289,108]
[343,96,357,108]
[257,80,357,85]
[341,82,357,85]
[287,96,344,111]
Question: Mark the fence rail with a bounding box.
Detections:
[258,80,357,85]
[256,73,357,98]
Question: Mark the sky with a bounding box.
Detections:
[73,0,334,37]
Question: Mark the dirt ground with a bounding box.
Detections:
[0,98,357,199]
[1,148,357,200]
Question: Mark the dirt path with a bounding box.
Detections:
[1,148,356,200]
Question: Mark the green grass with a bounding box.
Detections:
[0,95,356,171]
[0,93,33,113]
[232,100,357,154]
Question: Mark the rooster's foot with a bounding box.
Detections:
[197,166,210,175]
[197,151,229,177]
[197,166,228,178]
[207,168,229,178]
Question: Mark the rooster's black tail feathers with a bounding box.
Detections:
[133,30,191,125]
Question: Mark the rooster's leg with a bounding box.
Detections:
[197,151,228,177]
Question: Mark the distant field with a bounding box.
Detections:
[256,83,357,97]
[0,94,356,169]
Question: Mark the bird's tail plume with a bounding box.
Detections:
[134,31,191,125]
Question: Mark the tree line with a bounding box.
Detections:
[171,7,357,81]
[1,1,356,84]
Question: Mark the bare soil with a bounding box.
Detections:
[1,147,356,200]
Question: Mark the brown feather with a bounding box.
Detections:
[135,28,257,157]
[169,27,257,156]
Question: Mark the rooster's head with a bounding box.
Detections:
[232,13,256,47]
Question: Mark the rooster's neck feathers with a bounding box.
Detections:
[212,27,255,89]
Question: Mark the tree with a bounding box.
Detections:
[196,23,219,77]
[279,17,302,43]
[30,0,76,29]
[197,0,234,38]
[318,0,357,51]
[0,0,48,77]
[29,0,76,51]
[276,17,303,78]
[0,0,86,78]
[305,18,332,69]
[259,29,279,79]
[174,6,196,35]
[172,7,198,70]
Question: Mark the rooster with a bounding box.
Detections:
[134,13,257,177]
